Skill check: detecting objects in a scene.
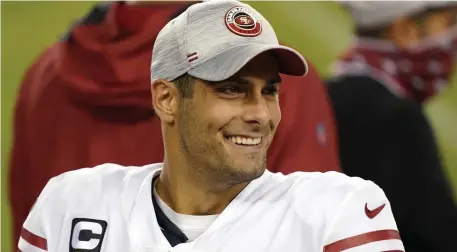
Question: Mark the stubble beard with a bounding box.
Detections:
[177,102,267,191]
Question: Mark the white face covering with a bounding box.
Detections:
[334,2,457,103]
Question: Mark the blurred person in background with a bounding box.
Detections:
[8,0,340,246]
[327,2,457,251]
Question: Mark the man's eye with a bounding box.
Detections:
[263,86,279,96]
[218,86,243,95]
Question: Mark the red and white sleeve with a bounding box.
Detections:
[323,181,404,252]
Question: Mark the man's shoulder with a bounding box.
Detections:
[38,163,162,211]
[52,162,160,185]
[273,170,373,192]
[252,171,387,235]
[268,171,382,210]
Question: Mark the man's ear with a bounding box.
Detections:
[151,79,179,123]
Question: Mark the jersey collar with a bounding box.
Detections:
[125,164,271,251]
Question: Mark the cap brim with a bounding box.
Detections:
[188,43,308,82]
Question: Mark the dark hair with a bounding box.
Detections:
[172,74,195,98]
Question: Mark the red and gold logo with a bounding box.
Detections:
[225,6,262,37]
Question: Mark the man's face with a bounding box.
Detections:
[387,6,457,48]
[177,52,281,187]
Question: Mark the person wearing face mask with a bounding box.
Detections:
[8,1,341,248]
[327,2,457,252]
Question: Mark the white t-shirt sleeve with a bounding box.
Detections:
[323,181,405,252]
[18,176,62,252]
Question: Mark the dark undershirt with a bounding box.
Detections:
[151,176,189,247]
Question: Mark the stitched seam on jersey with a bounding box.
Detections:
[29,174,68,243]
[321,181,371,246]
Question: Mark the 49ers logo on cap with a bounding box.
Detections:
[225,6,262,37]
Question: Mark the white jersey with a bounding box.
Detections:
[19,163,404,252]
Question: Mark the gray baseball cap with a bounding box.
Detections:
[150,0,308,83]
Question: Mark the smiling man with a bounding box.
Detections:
[18,1,403,251]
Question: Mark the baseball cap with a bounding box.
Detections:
[150,0,308,83]
[343,1,457,29]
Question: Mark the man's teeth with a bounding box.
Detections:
[227,136,261,145]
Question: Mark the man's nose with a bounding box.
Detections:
[241,93,271,127]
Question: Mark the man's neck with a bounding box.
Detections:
[155,163,249,216]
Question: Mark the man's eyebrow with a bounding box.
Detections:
[267,75,282,86]
[206,74,282,86]
[235,75,283,86]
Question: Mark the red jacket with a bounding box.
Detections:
[9,2,340,245]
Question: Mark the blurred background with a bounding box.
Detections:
[1,1,456,251]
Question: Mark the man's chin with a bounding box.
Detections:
[210,162,265,190]
[232,162,266,181]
